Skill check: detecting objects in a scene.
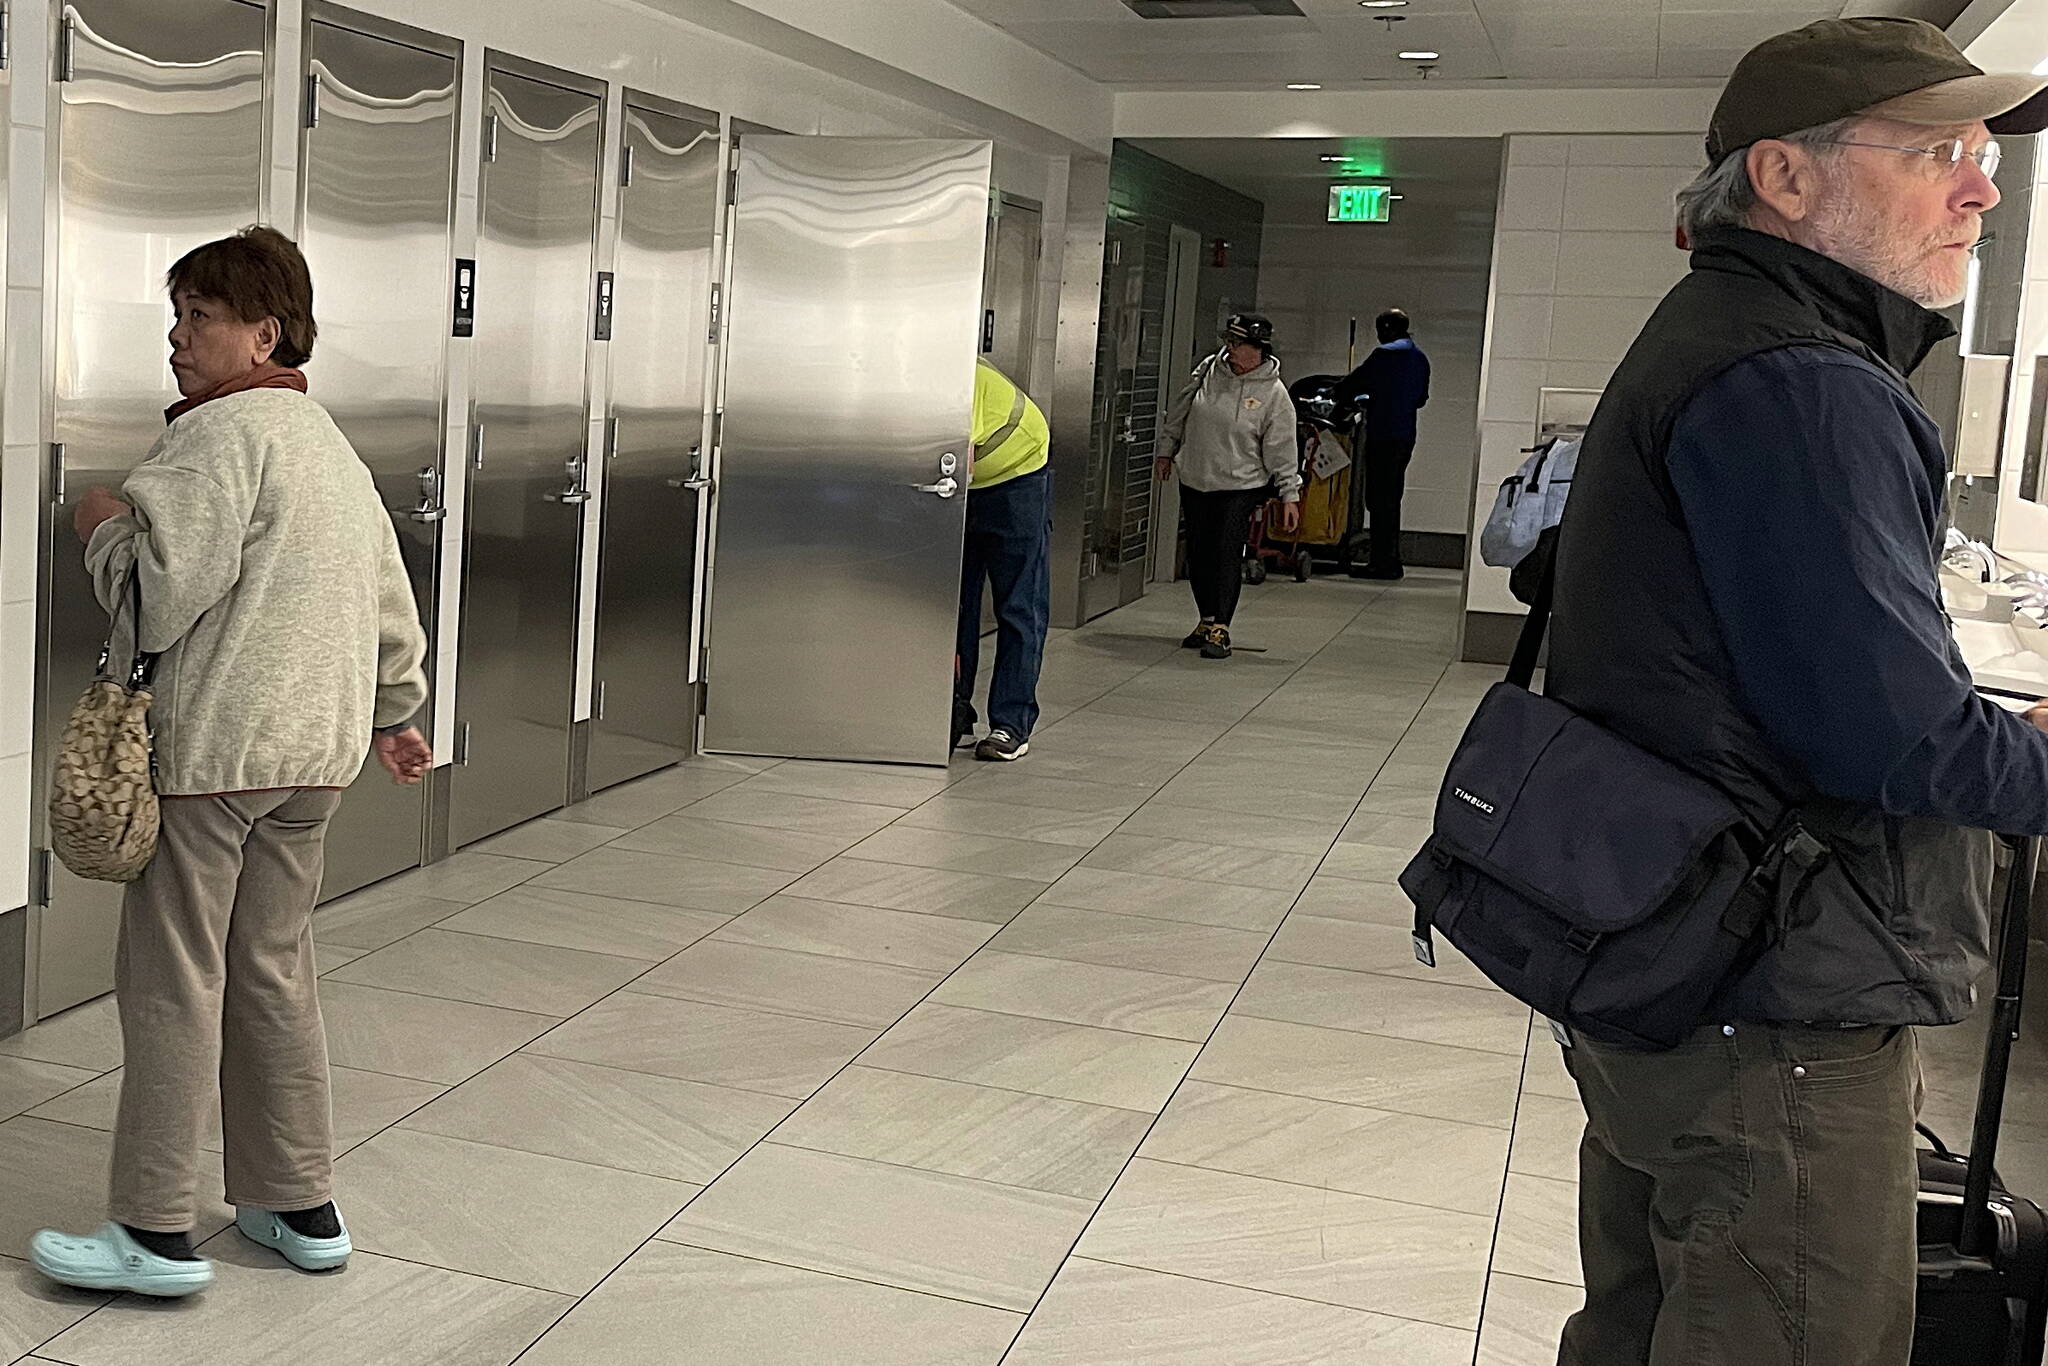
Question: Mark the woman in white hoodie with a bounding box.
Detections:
[31,226,430,1298]
[1157,314,1301,659]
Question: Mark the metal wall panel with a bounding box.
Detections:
[449,65,600,847]
[299,15,457,896]
[703,138,990,765]
[586,99,720,793]
[35,0,268,1018]
[982,198,1041,391]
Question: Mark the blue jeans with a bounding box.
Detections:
[956,467,1051,739]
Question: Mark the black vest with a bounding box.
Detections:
[1550,228,1992,1026]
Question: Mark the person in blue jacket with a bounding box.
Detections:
[1334,309,1430,579]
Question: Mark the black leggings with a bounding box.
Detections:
[1180,485,1268,626]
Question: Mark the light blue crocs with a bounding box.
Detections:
[236,1206,351,1271]
[28,1222,214,1297]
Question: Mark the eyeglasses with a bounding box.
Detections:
[1825,137,2001,182]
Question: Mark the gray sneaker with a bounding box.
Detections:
[975,729,1029,762]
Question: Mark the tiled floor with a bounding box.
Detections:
[1,566,2027,1363]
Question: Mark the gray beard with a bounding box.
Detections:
[1805,194,1964,308]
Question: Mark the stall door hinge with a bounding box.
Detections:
[304,70,322,130]
[1,3,14,72]
[727,145,740,203]
[482,112,499,163]
[31,848,53,905]
[594,681,606,721]
[56,11,74,82]
[454,722,472,765]
[47,441,65,504]
[619,144,634,188]
[470,422,485,470]
[707,282,723,345]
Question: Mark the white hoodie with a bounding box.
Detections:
[1162,350,1301,501]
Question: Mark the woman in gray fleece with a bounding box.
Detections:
[30,226,430,1298]
[1156,313,1301,659]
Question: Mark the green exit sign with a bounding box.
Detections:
[1328,184,1392,223]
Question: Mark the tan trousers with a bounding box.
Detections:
[110,788,342,1232]
[1559,1022,1920,1366]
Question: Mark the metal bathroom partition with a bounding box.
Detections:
[702,137,992,765]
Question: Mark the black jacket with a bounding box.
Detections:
[1550,228,2004,1026]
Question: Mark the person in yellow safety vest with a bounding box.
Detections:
[954,358,1052,761]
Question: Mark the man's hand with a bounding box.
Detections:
[1155,455,1175,483]
[1278,501,1302,536]
[2026,702,2048,737]
[375,727,433,786]
[74,487,132,544]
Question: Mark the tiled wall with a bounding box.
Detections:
[1464,133,1699,647]
[1257,159,1500,542]
[0,14,30,935]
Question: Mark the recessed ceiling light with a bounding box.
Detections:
[1399,50,1440,60]
[1287,82,1323,89]
[1360,1,1407,7]
[1319,154,1349,161]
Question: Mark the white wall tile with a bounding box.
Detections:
[1499,166,1567,231]
[1488,294,1554,361]
[0,753,26,913]
[1480,358,1546,426]
[1493,230,1559,296]
[1554,231,1687,299]
[1,443,36,605]
[0,601,29,757]
[1549,293,1659,364]
[1508,135,1570,168]
[1566,134,1704,168]
[4,128,39,289]
[1562,165,1693,234]
[3,288,39,452]
[1546,359,1619,392]
[8,7,44,132]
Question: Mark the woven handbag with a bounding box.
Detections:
[49,575,160,882]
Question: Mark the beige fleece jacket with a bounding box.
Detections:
[85,389,427,795]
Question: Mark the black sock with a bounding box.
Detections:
[121,1225,198,1261]
[278,1202,341,1239]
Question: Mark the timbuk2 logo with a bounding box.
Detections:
[1453,787,1496,817]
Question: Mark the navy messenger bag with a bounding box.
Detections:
[1399,564,1829,1050]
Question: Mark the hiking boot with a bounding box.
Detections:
[1199,624,1233,660]
[975,729,1029,762]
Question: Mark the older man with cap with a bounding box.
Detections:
[1541,17,2048,1365]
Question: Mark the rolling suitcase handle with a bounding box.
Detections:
[1960,833,2039,1258]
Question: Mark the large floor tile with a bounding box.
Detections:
[1232,960,1530,1056]
[783,859,1041,924]
[0,1059,96,1124]
[742,761,955,810]
[531,847,793,915]
[1509,1093,1587,1185]
[1316,842,1415,884]
[894,796,1124,848]
[1036,867,1294,933]
[943,772,1152,816]
[1290,873,1416,925]
[713,895,998,971]
[1081,834,1318,892]
[0,1256,105,1365]
[659,1143,1091,1312]
[932,951,1234,1042]
[1141,1080,1509,1216]
[1493,1173,1584,1287]
[401,1053,793,1184]
[26,1066,441,1158]
[1267,915,1496,991]
[325,929,650,1016]
[607,812,856,873]
[1476,1273,1584,1366]
[366,851,549,907]
[515,1240,1019,1366]
[774,1066,1150,1201]
[0,1001,121,1074]
[682,788,903,840]
[1078,1159,1492,1330]
[469,817,626,864]
[432,885,727,961]
[863,1004,1197,1112]
[1116,802,1341,857]
[336,1128,698,1295]
[40,1236,570,1366]
[0,1117,233,1252]
[554,764,753,830]
[525,992,875,1099]
[633,941,940,1029]
[990,904,1267,984]
[846,826,1085,884]
[319,981,558,1085]
[1005,1258,1475,1366]
[1192,1016,1522,1128]
[313,886,472,952]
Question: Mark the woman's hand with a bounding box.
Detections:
[1154,455,1175,483]
[374,727,433,786]
[74,487,132,544]
[1278,501,1302,536]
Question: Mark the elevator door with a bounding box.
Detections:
[982,199,1041,389]
[34,0,267,1019]
[300,17,458,897]
[450,67,601,848]
[587,100,721,793]
[703,138,991,765]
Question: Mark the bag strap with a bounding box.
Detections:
[100,570,159,690]
[1960,832,2038,1256]
[1506,545,1554,690]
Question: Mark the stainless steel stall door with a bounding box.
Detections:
[449,69,600,847]
[587,101,720,793]
[703,138,991,765]
[1082,218,1147,621]
[982,200,1041,388]
[299,17,458,898]
[35,0,267,1018]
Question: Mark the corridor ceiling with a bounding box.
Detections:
[942,0,1979,88]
